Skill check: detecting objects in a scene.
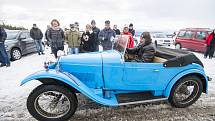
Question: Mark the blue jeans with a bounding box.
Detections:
[68,48,79,54]
[0,43,10,65]
[34,39,43,54]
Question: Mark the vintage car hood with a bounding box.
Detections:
[59,52,103,65]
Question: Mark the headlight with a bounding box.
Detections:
[57,50,65,57]
[5,45,8,48]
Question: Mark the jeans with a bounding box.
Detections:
[68,48,79,54]
[0,43,10,65]
[34,39,44,54]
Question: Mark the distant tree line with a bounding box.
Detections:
[0,24,27,30]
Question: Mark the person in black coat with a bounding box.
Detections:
[47,19,65,58]
[81,24,97,52]
[126,32,155,62]
[0,27,10,67]
[30,24,44,55]
[113,25,120,35]
[91,20,100,51]
[129,23,135,36]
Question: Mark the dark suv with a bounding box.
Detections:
[175,28,212,53]
[5,30,37,60]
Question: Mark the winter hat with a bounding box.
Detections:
[129,23,133,27]
[91,20,96,24]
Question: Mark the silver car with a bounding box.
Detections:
[5,30,37,60]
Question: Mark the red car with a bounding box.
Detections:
[175,28,212,52]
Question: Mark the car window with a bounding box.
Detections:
[178,31,186,37]
[154,34,167,38]
[196,31,206,40]
[6,31,19,40]
[20,32,29,39]
[184,31,194,38]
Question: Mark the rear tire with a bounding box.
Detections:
[27,84,78,121]
[168,76,203,108]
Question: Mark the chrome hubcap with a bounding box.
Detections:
[174,80,199,104]
[34,91,71,118]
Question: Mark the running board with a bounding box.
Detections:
[118,98,168,106]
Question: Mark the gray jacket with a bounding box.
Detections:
[47,28,64,49]
[98,28,116,50]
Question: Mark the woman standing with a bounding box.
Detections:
[121,25,134,48]
[204,29,215,59]
[47,19,65,58]
[80,24,97,52]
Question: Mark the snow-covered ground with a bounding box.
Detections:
[0,47,215,121]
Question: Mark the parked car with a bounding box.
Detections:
[151,32,174,46]
[21,35,210,121]
[5,30,38,60]
[175,28,212,53]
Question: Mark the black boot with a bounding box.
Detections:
[0,64,6,67]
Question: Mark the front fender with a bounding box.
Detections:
[164,69,208,97]
[21,69,118,106]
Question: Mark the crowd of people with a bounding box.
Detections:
[0,19,215,67]
[42,19,138,58]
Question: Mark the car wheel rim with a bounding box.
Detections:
[34,91,71,118]
[175,44,181,49]
[13,50,21,60]
[173,80,199,105]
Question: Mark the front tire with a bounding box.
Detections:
[11,48,22,60]
[175,43,181,49]
[168,76,203,108]
[27,84,78,121]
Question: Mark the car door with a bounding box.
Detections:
[19,32,34,55]
[26,32,37,53]
[193,31,207,52]
[123,62,162,90]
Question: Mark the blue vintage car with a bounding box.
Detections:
[21,36,209,121]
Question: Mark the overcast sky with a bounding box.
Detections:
[0,0,214,32]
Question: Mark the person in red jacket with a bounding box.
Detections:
[204,29,215,59]
[121,25,134,48]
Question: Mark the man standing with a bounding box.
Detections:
[129,23,135,36]
[113,25,120,35]
[30,24,44,55]
[0,27,10,67]
[98,20,116,50]
[91,20,100,51]
[65,24,80,54]
[45,25,51,46]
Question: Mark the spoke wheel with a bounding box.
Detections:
[169,76,203,108]
[27,84,77,121]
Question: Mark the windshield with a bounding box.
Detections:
[112,35,129,55]
[6,31,19,40]
[154,33,167,38]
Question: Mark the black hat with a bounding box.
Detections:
[91,20,96,24]
[105,20,110,24]
[33,24,36,26]
[129,23,133,27]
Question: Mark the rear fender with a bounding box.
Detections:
[21,70,118,106]
[164,69,208,97]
